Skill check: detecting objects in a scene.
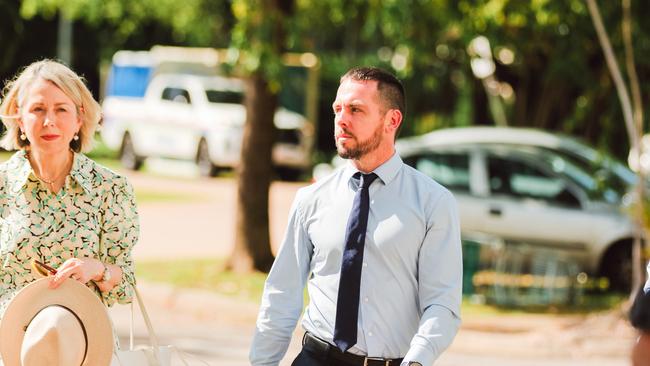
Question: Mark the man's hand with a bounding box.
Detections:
[632,331,650,366]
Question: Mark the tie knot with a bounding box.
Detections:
[354,172,378,190]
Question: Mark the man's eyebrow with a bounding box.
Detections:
[333,100,366,108]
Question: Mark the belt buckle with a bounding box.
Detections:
[363,357,390,366]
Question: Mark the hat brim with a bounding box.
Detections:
[0,278,113,366]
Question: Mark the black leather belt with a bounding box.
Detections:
[302,332,403,366]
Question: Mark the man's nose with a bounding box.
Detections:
[336,110,349,128]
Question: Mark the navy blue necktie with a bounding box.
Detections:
[333,172,378,352]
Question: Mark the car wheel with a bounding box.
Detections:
[120,133,144,171]
[197,139,218,177]
[600,241,633,293]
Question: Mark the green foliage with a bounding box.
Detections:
[14,0,650,158]
[20,0,232,50]
[230,0,287,87]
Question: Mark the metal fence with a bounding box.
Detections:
[462,233,588,307]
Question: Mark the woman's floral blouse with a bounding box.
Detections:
[0,150,139,319]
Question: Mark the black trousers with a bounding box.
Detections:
[292,333,403,366]
[291,347,350,366]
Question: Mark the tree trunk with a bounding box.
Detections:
[228,75,277,273]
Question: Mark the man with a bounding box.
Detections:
[631,263,650,366]
[250,67,462,366]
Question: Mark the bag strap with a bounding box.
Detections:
[173,346,210,366]
[130,300,135,350]
[114,283,204,366]
[130,284,199,366]
[131,284,163,364]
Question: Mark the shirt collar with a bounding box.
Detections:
[69,153,94,194]
[8,150,93,194]
[343,151,403,186]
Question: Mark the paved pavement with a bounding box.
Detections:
[110,163,635,365]
[129,167,300,259]
[109,282,632,366]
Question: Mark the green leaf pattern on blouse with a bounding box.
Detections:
[0,151,139,319]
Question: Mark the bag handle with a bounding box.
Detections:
[130,284,201,366]
[110,282,205,366]
[131,284,163,363]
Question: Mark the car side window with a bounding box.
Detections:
[161,87,191,104]
[205,90,244,104]
[404,152,470,192]
[487,156,580,208]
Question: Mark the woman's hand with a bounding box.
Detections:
[48,257,104,289]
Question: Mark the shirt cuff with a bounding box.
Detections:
[402,341,435,366]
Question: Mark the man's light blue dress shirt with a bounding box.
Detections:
[250,153,462,365]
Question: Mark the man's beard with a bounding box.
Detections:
[335,122,383,160]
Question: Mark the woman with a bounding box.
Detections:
[0,59,138,318]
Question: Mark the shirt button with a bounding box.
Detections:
[363,262,368,267]
[364,297,369,302]
[368,331,373,336]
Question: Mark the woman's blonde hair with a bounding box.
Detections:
[0,59,101,153]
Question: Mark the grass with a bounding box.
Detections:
[461,292,627,316]
[136,258,268,302]
[136,258,628,314]
[133,189,201,203]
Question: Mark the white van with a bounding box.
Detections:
[101,73,312,179]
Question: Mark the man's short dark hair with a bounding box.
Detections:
[340,66,406,117]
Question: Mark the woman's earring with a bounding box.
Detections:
[20,132,26,141]
[73,134,79,141]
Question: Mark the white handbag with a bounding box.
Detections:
[110,285,188,366]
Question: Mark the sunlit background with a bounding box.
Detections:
[1,1,648,365]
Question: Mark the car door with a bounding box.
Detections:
[477,149,597,254]
[150,86,196,159]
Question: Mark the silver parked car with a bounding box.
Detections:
[396,126,640,291]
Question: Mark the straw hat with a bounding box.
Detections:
[0,277,113,366]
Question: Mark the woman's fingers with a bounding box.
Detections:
[47,257,104,289]
[48,258,87,288]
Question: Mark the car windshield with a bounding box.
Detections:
[533,147,629,204]
[538,146,635,199]
[205,90,244,104]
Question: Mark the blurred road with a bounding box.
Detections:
[128,161,302,260]
[110,161,634,365]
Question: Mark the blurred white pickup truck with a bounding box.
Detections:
[101,72,313,179]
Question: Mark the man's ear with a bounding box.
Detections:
[385,109,402,133]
